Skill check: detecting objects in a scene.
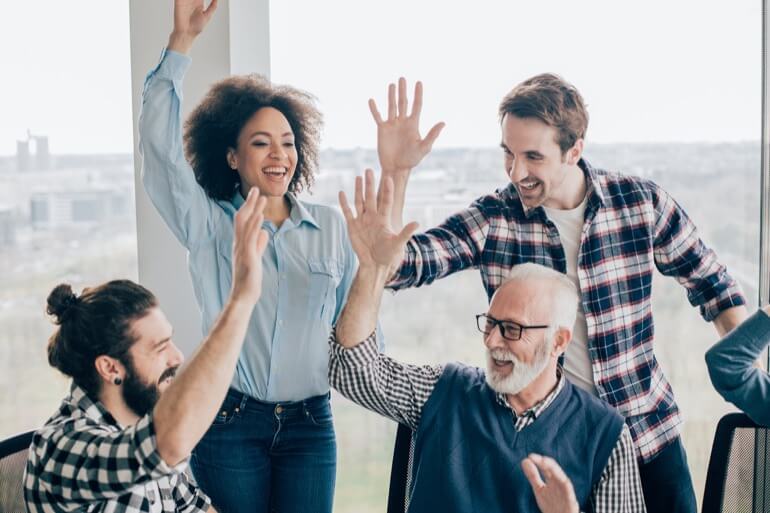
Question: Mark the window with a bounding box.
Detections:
[271,1,761,509]
[0,2,136,438]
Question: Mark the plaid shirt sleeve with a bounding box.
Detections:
[388,198,491,290]
[650,181,746,321]
[589,425,647,513]
[34,413,182,504]
[171,469,212,512]
[328,328,443,429]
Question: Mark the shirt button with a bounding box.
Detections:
[278,319,283,325]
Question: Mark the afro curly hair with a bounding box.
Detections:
[184,74,323,201]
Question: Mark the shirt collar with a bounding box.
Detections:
[494,366,566,422]
[68,383,121,428]
[230,190,320,230]
[511,158,605,219]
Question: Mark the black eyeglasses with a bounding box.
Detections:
[475,313,549,341]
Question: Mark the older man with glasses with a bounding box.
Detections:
[329,171,646,513]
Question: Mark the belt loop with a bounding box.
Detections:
[238,392,247,412]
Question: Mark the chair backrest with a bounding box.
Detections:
[387,423,415,513]
[702,413,770,513]
[0,431,34,513]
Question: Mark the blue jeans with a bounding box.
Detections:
[190,389,336,513]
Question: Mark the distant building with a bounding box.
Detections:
[0,205,16,247]
[30,188,132,230]
[16,133,50,172]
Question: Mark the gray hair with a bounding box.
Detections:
[503,263,579,335]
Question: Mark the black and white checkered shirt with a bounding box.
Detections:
[23,384,211,513]
[329,330,646,513]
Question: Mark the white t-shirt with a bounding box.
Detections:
[542,197,599,396]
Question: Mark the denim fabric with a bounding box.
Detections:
[190,389,336,513]
[140,49,360,402]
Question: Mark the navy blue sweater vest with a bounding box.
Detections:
[407,363,625,513]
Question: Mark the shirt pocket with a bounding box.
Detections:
[307,259,343,325]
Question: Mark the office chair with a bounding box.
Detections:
[0,431,34,513]
[702,413,770,513]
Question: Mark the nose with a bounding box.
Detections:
[269,142,287,161]
[483,327,506,351]
[168,341,185,367]
[509,156,527,183]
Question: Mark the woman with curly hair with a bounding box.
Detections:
[138,1,353,511]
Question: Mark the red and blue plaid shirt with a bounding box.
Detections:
[388,158,745,463]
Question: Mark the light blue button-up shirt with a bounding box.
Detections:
[139,49,357,401]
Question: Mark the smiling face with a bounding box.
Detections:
[482,279,557,395]
[227,106,298,199]
[120,307,183,416]
[501,114,584,210]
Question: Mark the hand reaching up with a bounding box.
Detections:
[369,78,445,178]
[230,187,269,306]
[168,0,219,54]
[338,169,419,273]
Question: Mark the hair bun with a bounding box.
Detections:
[47,284,80,323]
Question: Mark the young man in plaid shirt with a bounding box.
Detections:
[24,184,269,513]
[367,74,748,512]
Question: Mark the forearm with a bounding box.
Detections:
[328,330,440,429]
[706,309,770,425]
[153,298,253,464]
[336,265,391,348]
[168,31,197,55]
[713,305,749,336]
[139,49,212,246]
[385,170,410,231]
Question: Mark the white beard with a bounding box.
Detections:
[484,339,552,395]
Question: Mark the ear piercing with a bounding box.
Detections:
[113,377,123,386]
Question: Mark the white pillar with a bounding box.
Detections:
[128,0,270,355]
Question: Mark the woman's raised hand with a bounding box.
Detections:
[168,0,219,54]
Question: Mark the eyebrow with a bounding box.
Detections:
[249,131,294,138]
[152,335,172,350]
[500,143,544,157]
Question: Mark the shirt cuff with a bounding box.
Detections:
[152,47,193,81]
[386,244,417,290]
[133,413,188,479]
[700,286,747,322]
[329,327,380,366]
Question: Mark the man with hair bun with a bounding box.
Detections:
[24,188,269,513]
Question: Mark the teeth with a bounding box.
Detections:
[263,167,286,175]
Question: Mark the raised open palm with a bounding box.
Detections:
[369,78,445,176]
[338,169,418,272]
[173,0,218,38]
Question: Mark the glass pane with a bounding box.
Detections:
[0,2,136,438]
[271,1,761,510]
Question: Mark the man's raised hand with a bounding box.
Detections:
[369,78,445,177]
[338,169,418,273]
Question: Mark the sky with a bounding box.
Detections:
[0,0,760,156]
